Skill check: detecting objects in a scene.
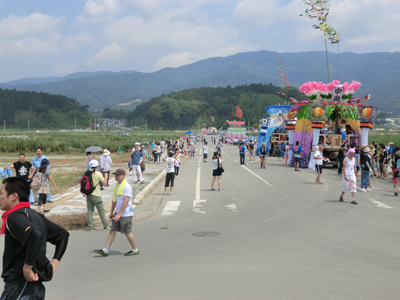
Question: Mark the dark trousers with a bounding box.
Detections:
[338,158,343,174]
[1,280,45,300]
[175,166,180,176]
[240,154,245,164]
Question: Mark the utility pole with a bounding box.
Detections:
[28,120,30,132]
[74,119,77,131]
[3,120,5,132]
[89,118,91,131]
[145,119,147,131]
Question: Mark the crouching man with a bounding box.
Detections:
[0,177,69,299]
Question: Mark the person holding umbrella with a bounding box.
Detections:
[85,146,102,171]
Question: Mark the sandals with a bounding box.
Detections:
[44,209,51,213]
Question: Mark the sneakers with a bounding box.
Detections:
[89,228,95,232]
[140,181,145,185]
[351,201,358,205]
[339,196,344,202]
[366,188,371,192]
[395,192,398,196]
[163,192,166,195]
[133,181,138,184]
[124,249,140,256]
[94,249,108,256]
[104,226,111,230]
[360,188,367,192]
[169,192,173,195]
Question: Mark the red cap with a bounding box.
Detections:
[112,169,126,175]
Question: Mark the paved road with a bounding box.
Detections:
[3,143,400,299]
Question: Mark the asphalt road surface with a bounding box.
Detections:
[3,143,400,299]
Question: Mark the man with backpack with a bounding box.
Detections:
[83,160,110,231]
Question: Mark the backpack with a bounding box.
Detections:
[30,172,42,190]
[80,170,98,195]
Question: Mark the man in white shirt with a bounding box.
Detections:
[314,144,328,184]
[94,169,140,257]
[203,142,209,163]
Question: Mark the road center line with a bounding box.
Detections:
[241,165,273,188]
[196,147,201,200]
[368,198,393,209]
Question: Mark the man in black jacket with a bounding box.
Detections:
[0,177,69,299]
[337,144,346,174]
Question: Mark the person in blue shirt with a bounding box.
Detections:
[130,146,144,184]
[239,142,246,165]
[293,141,302,171]
[32,147,52,202]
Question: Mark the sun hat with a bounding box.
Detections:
[40,158,50,168]
[89,159,99,168]
[364,147,371,152]
[112,169,126,176]
[103,149,111,156]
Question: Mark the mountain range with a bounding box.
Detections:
[1,50,398,114]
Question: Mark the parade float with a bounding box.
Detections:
[225,120,246,140]
[285,80,377,169]
[256,105,291,155]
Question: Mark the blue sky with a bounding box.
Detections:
[0,0,399,83]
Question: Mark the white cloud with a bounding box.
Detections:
[64,31,94,50]
[82,0,120,17]
[154,52,193,70]
[85,42,129,64]
[0,13,64,39]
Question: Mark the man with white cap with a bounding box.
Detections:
[340,148,358,204]
[100,149,112,190]
[87,160,110,231]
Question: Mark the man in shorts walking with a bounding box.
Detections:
[248,140,255,161]
[94,169,139,257]
[293,141,302,171]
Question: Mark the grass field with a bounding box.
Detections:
[0,130,184,154]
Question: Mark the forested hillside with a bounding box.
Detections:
[124,83,307,129]
[0,89,92,129]
[2,50,398,114]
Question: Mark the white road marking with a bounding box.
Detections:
[161,201,181,216]
[193,200,207,214]
[196,167,201,200]
[220,198,238,212]
[225,203,238,212]
[368,198,393,209]
[241,165,273,188]
[222,151,231,158]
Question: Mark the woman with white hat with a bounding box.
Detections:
[100,149,112,189]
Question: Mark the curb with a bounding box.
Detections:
[134,169,166,204]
